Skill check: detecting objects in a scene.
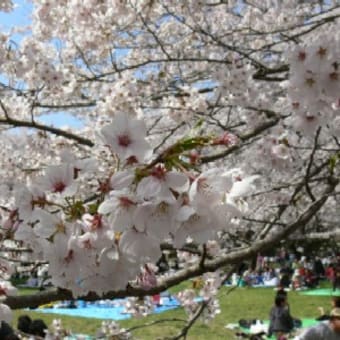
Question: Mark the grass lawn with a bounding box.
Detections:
[12,285,333,339]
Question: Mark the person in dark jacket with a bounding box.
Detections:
[333,263,340,291]
[268,294,294,339]
[29,319,48,338]
[313,257,325,279]
[17,314,32,333]
[0,321,19,339]
[17,315,48,338]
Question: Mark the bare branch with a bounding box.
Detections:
[0,117,94,147]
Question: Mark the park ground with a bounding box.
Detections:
[14,283,332,339]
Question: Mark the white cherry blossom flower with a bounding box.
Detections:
[189,168,233,215]
[0,281,17,297]
[59,149,97,174]
[292,112,322,137]
[98,188,137,232]
[14,184,45,221]
[133,201,178,240]
[99,113,151,161]
[38,164,77,196]
[0,303,12,323]
[96,252,140,292]
[33,208,65,239]
[119,229,162,263]
[174,206,218,247]
[225,175,259,215]
[137,165,189,203]
[110,170,135,190]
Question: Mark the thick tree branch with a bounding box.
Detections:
[5,180,336,309]
[292,230,340,241]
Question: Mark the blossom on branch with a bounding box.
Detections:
[99,113,151,162]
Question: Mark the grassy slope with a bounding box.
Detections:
[13,285,331,339]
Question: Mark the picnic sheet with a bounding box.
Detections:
[37,296,182,320]
[237,318,319,340]
[299,288,340,296]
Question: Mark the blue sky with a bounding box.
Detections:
[0,1,83,129]
[0,0,31,33]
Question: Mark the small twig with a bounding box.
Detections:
[304,127,321,202]
[122,317,186,335]
[168,300,209,340]
[199,244,207,269]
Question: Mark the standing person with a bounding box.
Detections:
[268,292,294,339]
[297,308,340,339]
[333,263,340,291]
[313,256,325,282]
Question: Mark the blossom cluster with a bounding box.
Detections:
[42,319,131,339]
[99,321,131,340]
[288,37,340,136]
[0,258,16,323]
[2,113,257,300]
[177,272,222,322]
[0,0,13,13]
[0,0,338,332]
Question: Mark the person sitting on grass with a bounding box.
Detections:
[29,319,48,338]
[297,307,340,339]
[17,315,48,338]
[17,314,32,334]
[316,296,340,321]
[268,292,294,339]
[0,321,19,340]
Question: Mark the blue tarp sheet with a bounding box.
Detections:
[38,296,181,320]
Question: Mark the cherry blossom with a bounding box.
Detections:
[119,229,162,264]
[14,184,46,222]
[0,280,17,324]
[38,164,77,196]
[0,0,338,330]
[98,188,138,232]
[137,165,189,204]
[99,113,151,162]
[0,0,13,12]
[0,303,12,324]
[189,169,234,215]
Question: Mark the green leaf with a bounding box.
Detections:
[329,154,339,174]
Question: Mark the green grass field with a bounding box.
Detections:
[13,285,333,339]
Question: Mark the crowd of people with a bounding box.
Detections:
[267,291,340,339]
[228,250,340,291]
[5,249,340,339]
[231,249,340,339]
[236,291,340,339]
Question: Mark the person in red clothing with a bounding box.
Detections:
[326,265,335,282]
[152,294,161,306]
[333,263,340,291]
[298,266,306,277]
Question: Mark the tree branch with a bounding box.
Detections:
[201,115,280,163]
[0,117,94,147]
[5,180,336,309]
